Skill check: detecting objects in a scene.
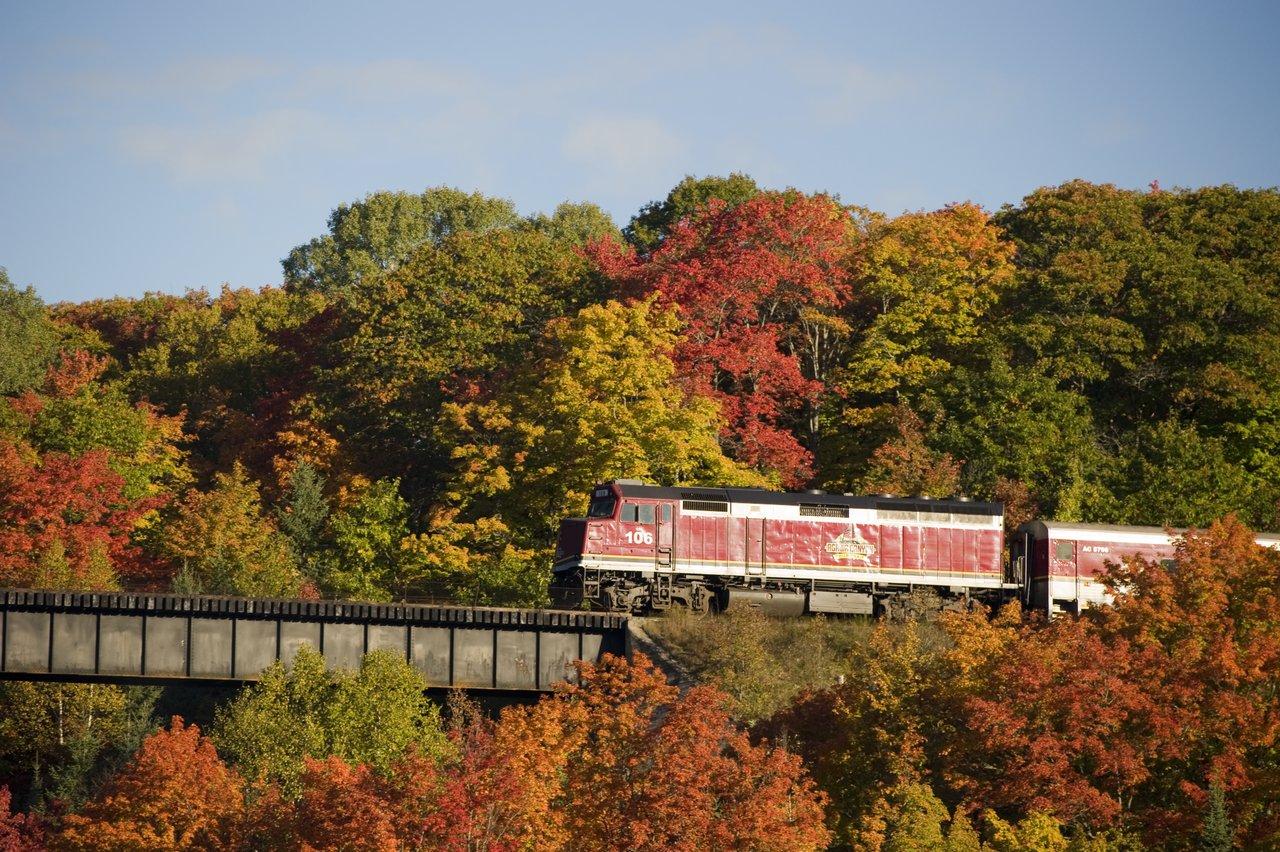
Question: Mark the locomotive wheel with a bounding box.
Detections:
[688,584,718,615]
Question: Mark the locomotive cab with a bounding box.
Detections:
[551,481,678,611]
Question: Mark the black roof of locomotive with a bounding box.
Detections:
[600,480,1003,517]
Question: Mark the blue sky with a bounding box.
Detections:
[2,1,1277,303]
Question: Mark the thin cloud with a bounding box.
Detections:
[44,24,909,192]
[118,108,334,182]
[800,58,912,124]
[293,59,475,102]
[69,56,280,100]
[562,115,688,192]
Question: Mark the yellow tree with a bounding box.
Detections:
[160,462,302,597]
[428,298,767,602]
[838,203,1015,403]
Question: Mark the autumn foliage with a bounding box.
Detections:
[756,519,1280,849]
[0,786,41,851]
[4,178,1280,847]
[591,192,857,485]
[27,655,827,851]
[0,445,136,588]
[52,719,244,850]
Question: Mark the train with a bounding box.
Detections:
[550,479,1280,617]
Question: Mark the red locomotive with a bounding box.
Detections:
[552,479,1009,616]
[553,480,1280,617]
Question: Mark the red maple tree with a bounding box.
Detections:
[590,192,856,485]
[0,443,157,588]
[0,786,41,852]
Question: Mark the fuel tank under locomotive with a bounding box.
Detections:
[719,587,874,617]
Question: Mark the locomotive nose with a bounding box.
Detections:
[554,518,589,570]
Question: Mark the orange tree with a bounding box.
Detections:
[368,653,829,851]
[540,653,829,851]
[1096,517,1280,844]
[947,518,1280,846]
[51,719,244,851]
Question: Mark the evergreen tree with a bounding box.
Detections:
[1199,783,1232,852]
[276,460,329,582]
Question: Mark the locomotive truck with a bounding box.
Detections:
[551,479,1280,617]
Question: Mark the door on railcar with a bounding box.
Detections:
[655,502,674,571]
[746,517,765,577]
[1049,537,1079,614]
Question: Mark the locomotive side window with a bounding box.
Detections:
[1054,541,1075,560]
[588,496,617,518]
[661,504,672,523]
[621,503,655,524]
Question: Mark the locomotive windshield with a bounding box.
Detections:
[587,495,617,518]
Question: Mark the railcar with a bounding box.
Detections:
[551,479,1014,616]
[1013,520,1280,616]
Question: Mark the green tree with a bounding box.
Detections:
[983,811,1070,852]
[945,809,983,852]
[324,226,598,500]
[0,268,58,395]
[838,203,1015,406]
[404,512,547,607]
[1113,419,1255,527]
[20,352,189,504]
[283,187,521,293]
[421,299,764,605]
[990,182,1280,526]
[625,173,761,252]
[929,352,1113,523]
[880,782,949,852]
[820,203,1015,498]
[765,622,943,846]
[526,201,620,246]
[670,606,792,722]
[993,182,1150,392]
[50,291,199,369]
[211,647,449,795]
[0,682,149,810]
[120,285,328,482]
[320,478,418,601]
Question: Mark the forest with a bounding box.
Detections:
[1,176,1279,849]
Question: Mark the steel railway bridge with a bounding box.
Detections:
[0,589,628,693]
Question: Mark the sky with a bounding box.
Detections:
[1,1,1277,304]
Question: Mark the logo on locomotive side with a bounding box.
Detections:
[825,529,876,564]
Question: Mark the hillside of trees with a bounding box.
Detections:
[2,176,1279,848]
